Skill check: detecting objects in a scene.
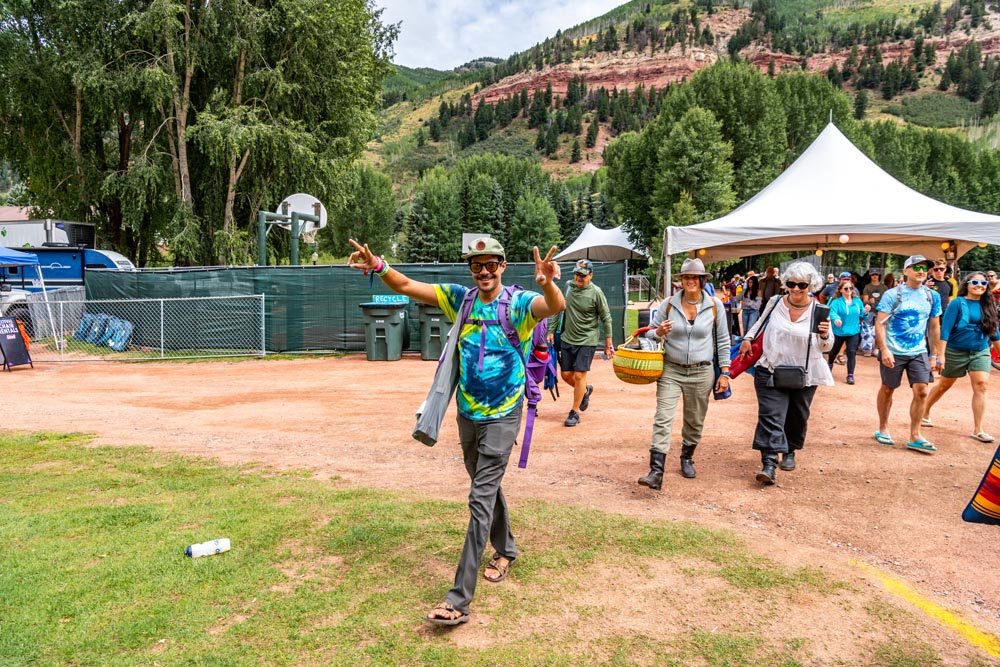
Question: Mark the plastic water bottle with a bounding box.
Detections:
[185,538,231,558]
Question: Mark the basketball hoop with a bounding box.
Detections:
[301,229,319,245]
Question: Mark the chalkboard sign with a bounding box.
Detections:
[0,316,32,370]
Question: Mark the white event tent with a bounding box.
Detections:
[555,223,647,261]
[663,122,1000,282]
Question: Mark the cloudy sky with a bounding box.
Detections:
[376,0,626,70]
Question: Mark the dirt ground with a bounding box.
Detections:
[3,353,999,649]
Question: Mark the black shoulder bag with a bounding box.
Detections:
[770,302,812,390]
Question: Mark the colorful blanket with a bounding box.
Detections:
[963,443,1000,525]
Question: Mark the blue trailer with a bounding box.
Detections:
[0,245,135,335]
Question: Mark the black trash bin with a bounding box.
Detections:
[417,303,451,361]
[359,302,408,361]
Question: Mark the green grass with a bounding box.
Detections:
[883,92,980,128]
[0,433,953,665]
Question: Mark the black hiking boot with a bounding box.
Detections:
[779,451,796,471]
[756,453,778,485]
[680,445,697,479]
[638,451,666,490]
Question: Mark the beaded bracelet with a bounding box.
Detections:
[375,258,390,276]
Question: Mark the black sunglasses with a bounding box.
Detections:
[469,261,500,273]
[785,280,810,290]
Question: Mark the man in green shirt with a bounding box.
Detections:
[547,259,614,426]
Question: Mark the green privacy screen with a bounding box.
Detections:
[85,263,627,353]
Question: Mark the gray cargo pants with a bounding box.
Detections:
[445,406,522,613]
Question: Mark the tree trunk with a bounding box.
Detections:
[220,47,248,264]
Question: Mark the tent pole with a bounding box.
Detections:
[35,266,59,351]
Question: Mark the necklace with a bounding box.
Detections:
[683,295,702,305]
[786,298,810,309]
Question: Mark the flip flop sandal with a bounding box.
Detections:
[484,553,512,583]
[971,432,995,443]
[873,431,895,446]
[426,602,469,626]
[905,439,937,454]
[921,418,934,427]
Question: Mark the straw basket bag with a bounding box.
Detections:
[613,326,663,385]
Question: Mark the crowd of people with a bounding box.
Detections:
[347,236,1000,627]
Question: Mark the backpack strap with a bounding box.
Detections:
[886,285,935,321]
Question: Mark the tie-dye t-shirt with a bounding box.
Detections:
[876,285,942,356]
[435,283,541,421]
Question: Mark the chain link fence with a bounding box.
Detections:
[23,293,265,362]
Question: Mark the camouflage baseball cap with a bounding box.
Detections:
[461,236,505,260]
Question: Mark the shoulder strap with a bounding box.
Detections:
[495,284,523,353]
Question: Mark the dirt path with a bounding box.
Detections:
[3,353,998,643]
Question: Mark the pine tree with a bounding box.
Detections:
[854,90,868,119]
[428,118,441,142]
[585,119,598,148]
[416,127,426,147]
[570,138,581,163]
[545,123,559,156]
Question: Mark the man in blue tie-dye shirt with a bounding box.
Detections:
[874,254,943,454]
[348,236,565,627]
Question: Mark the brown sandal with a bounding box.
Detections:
[484,553,512,583]
[426,602,469,626]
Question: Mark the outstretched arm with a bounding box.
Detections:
[530,245,565,320]
[348,239,438,306]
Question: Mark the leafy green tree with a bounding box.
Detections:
[324,165,395,256]
[775,71,852,163]
[652,106,735,232]
[659,60,786,201]
[0,0,396,266]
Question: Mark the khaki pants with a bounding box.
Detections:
[650,362,714,454]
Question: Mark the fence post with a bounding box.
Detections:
[160,299,165,359]
[259,294,266,356]
[58,302,65,361]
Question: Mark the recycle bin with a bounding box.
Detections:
[359,302,408,361]
[417,303,451,361]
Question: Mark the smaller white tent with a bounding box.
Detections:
[664,123,1000,265]
[556,223,647,261]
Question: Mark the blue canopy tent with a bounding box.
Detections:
[0,246,58,343]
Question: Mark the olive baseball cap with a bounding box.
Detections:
[461,236,505,260]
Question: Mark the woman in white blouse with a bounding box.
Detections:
[738,262,833,485]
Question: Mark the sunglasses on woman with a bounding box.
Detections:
[968,280,989,287]
[469,261,500,273]
[785,280,810,290]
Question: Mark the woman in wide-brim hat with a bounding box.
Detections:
[638,258,731,489]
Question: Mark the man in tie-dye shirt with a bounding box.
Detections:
[874,254,943,454]
[348,236,565,627]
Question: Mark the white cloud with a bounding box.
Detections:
[376,0,624,70]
